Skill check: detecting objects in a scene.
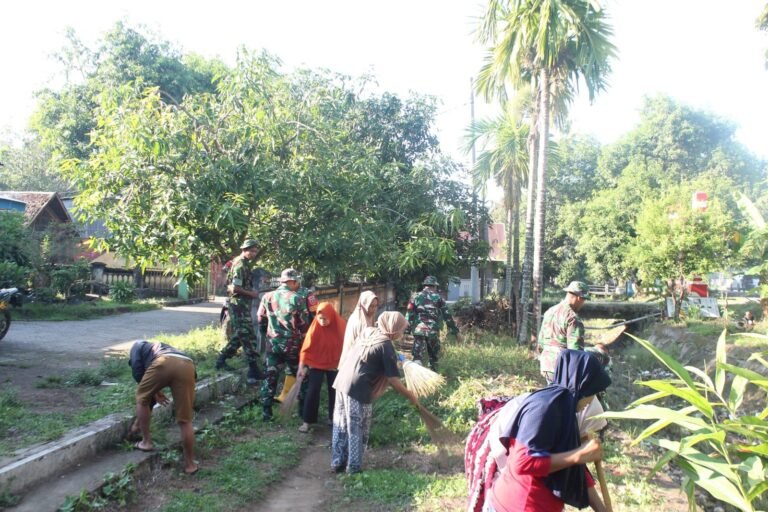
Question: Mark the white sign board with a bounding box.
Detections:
[666,297,720,318]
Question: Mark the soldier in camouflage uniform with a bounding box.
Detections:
[537,281,590,383]
[215,240,264,386]
[257,268,309,421]
[406,276,458,371]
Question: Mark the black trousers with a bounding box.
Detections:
[302,367,338,424]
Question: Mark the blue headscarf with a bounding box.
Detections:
[510,350,611,508]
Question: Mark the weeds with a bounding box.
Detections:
[59,464,136,511]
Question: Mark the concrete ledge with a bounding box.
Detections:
[0,372,241,495]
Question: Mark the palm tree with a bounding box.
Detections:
[477,0,615,340]
[466,103,530,325]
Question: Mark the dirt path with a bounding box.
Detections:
[256,430,336,511]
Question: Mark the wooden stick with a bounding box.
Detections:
[594,460,613,512]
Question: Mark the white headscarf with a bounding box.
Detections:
[340,291,378,363]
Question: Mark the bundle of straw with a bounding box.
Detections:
[398,353,446,397]
[278,373,304,418]
[415,403,460,446]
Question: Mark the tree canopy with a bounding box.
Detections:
[62,50,482,282]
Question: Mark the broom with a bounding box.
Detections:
[586,429,613,512]
[278,371,305,418]
[397,353,446,397]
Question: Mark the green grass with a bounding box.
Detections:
[160,409,310,512]
[16,299,161,321]
[1,326,227,455]
[0,388,70,453]
[341,470,466,511]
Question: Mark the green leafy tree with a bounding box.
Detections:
[63,52,479,283]
[465,102,529,319]
[31,23,221,164]
[0,134,69,192]
[628,181,738,320]
[758,3,768,68]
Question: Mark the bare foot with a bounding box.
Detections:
[134,441,155,452]
[184,464,200,475]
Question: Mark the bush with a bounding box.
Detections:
[109,281,136,304]
[30,287,57,304]
[0,261,30,289]
[49,260,91,299]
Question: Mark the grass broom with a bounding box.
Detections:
[278,372,305,418]
[397,353,446,397]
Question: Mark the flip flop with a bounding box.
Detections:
[134,441,155,452]
[184,466,200,475]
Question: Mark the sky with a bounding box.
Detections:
[2,0,767,170]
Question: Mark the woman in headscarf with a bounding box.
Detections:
[331,311,420,474]
[340,291,379,364]
[297,302,346,433]
[484,350,611,512]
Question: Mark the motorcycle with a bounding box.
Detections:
[0,287,23,341]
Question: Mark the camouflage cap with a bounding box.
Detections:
[563,281,590,300]
[422,276,439,286]
[240,239,258,250]
[279,268,301,283]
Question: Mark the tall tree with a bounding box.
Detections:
[758,3,768,68]
[466,103,529,324]
[63,53,479,283]
[31,23,222,164]
[476,0,615,339]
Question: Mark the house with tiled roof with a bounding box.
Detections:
[0,191,73,230]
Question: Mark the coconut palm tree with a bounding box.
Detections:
[476,0,615,339]
[466,103,530,325]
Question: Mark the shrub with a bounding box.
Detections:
[0,261,30,289]
[109,281,136,304]
[601,330,768,512]
[49,259,91,299]
[30,287,57,304]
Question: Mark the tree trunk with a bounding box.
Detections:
[531,68,550,341]
[511,174,521,330]
[517,113,539,345]
[505,174,514,325]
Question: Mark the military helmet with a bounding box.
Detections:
[563,281,591,300]
[240,239,258,250]
[422,276,439,286]
[280,268,301,283]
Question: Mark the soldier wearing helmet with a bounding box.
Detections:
[405,276,458,371]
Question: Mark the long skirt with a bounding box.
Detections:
[330,391,372,473]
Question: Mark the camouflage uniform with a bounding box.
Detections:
[537,300,586,378]
[218,255,261,369]
[257,280,309,416]
[406,277,458,371]
[296,286,319,324]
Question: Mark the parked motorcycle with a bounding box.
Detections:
[0,287,23,341]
